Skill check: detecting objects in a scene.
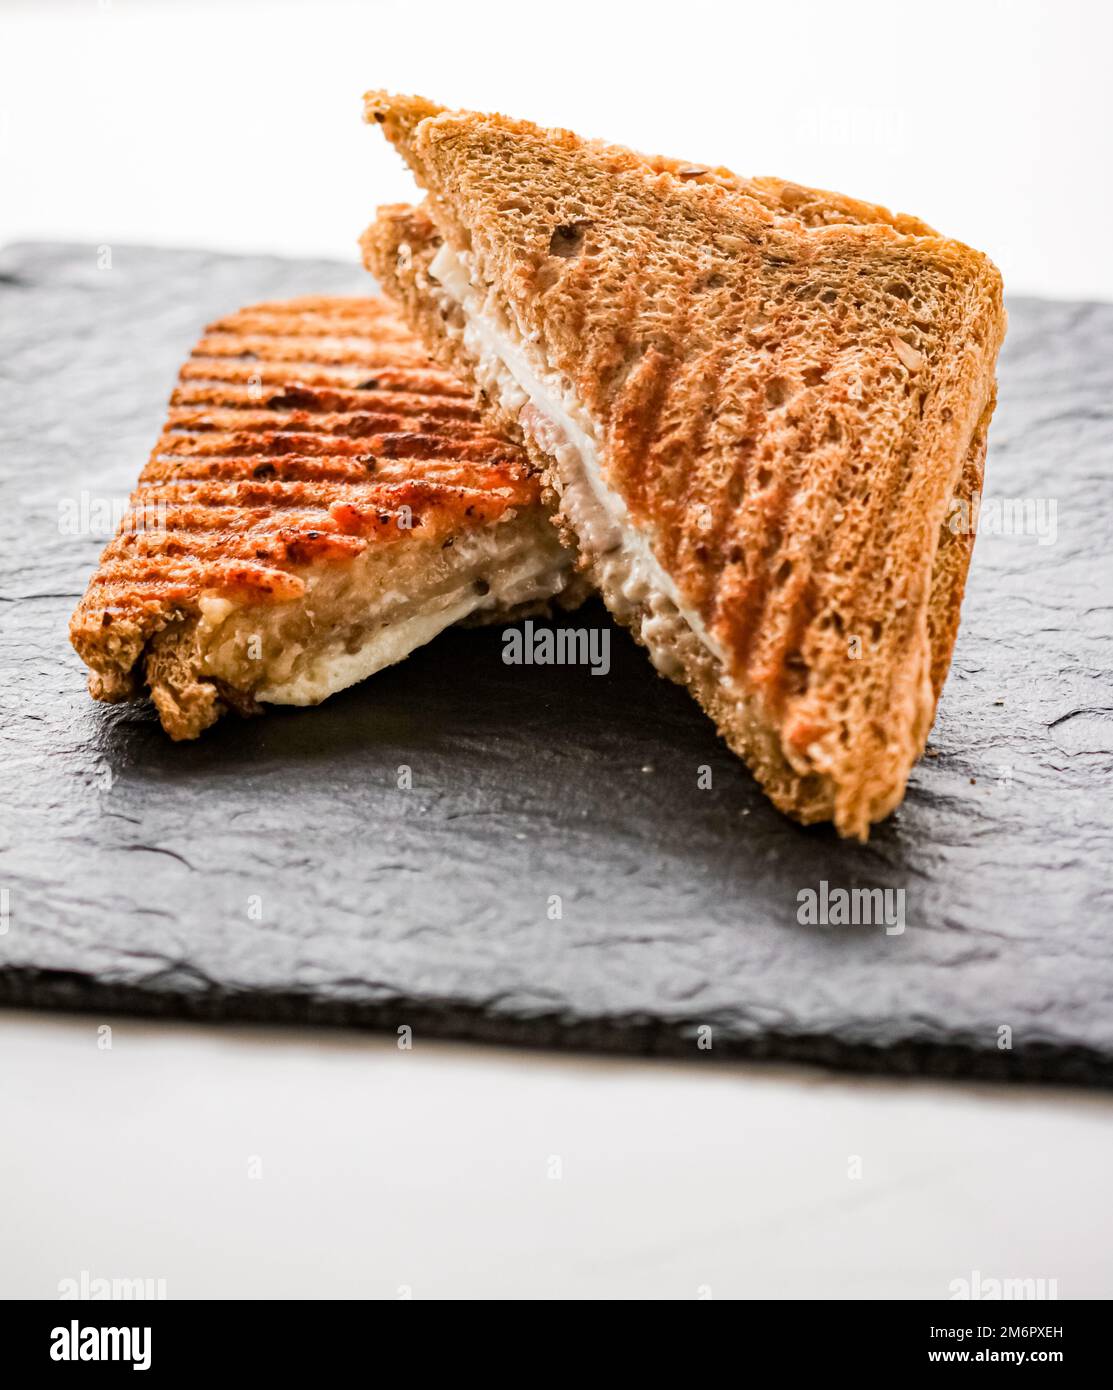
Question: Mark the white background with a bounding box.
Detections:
[2,0,1112,300]
[2,0,1111,1300]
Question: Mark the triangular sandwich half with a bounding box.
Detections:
[361,94,1006,839]
[71,295,578,739]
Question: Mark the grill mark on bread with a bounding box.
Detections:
[193,334,440,368]
[170,383,476,416]
[154,428,514,463]
[604,346,673,526]
[179,358,471,395]
[165,406,483,441]
[656,355,725,603]
[136,453,514,487]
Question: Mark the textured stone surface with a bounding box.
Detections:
[1,242,1111,1084]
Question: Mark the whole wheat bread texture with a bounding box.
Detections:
[361,94,1005,840]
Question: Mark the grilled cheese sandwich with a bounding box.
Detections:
[71,295,577,738]
[361,94,1006,839]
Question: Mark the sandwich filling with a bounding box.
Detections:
[427,243,730,681]
[193,508,571,705]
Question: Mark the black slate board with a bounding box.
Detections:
[2,242,1111,1085]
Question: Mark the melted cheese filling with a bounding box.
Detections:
[196,512,569,705]
[429,243,727,671]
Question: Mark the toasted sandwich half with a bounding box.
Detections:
[70,295,578,739]
[361,94,1006,839]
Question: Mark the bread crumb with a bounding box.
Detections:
[890,334,923,372]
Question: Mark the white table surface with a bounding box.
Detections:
[2,0,1110,1299]
[2,1011,1111,1300]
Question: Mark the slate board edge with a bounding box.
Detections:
[2,969,1109,1089]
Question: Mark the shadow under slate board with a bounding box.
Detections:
[0,242,1111,1085]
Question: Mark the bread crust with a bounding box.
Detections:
[362,97,1007,838]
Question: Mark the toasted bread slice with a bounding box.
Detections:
[362,94,1006,839]
[71,295,577,739]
